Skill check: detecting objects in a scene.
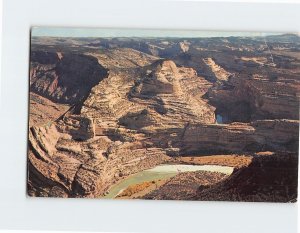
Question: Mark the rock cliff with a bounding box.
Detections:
[27,35,299,201]
[30,51,108,104]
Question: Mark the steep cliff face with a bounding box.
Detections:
[30,51,108,105]
[207,73,300,122]
[82,60,215,127]
[28,55,299,199]
[128,60,215,126]
[27,60,217,197]
[28,121,169,197]
[28,124,72,197]
[28,35,300,200]
[147,119,299,155]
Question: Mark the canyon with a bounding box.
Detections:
[28,34,299,201]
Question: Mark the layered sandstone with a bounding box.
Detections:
[28,35,300,201]
[30,51,108,104]
[207,73,300,122]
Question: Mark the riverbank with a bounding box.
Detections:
[143,170,230,200]
[104,164,234,199]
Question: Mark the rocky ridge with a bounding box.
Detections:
[28,36,299,201]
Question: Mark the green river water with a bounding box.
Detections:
[103,164,234,199]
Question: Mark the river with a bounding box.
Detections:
[103,164,234,198]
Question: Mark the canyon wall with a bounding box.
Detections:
[30,51,108,104]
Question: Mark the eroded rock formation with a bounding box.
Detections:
[207,73,300,122]
[30,51,108,104]
[27,35,299,201]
